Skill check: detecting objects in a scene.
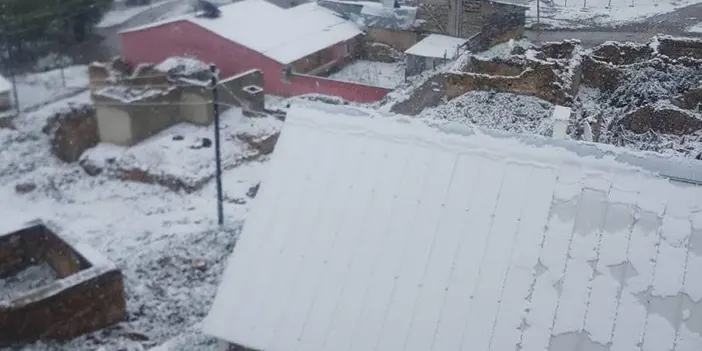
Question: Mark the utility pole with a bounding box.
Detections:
[210,64,224,226]
[2,31,20,116]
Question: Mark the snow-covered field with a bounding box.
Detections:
[527,0,702,28]
[328,60,405,89]
[14,65,89,111]
[0,87,283,350]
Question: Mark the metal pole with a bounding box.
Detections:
[4,35,20,116]
[210,64,224,226]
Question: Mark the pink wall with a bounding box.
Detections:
[121,21,282,80]
[121,23,387,103]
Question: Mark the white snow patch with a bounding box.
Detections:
[15,65,88,110]
[328,60,405,89]
[687,22,702,33]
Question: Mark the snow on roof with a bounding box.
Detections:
[121,0,362,64]
[405,34,469,59]
[204,103,702,351]
[0,74,12,94]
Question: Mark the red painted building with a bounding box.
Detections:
[120,0,390,103]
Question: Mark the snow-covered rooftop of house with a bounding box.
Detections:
[121,0,362,65]
[204,102,702,351]
[405,34,468,59]
[0,74,12,94]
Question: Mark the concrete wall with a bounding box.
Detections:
[93,70,265,146]
[93,88,180,146]
[366,28,420,51]
[219,69,265,112]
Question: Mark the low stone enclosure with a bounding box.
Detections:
[579,36,702,146]
[89,57,265,146]
[0,220,125,344]
[445,40,582,106]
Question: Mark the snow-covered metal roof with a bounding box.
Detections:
[120,0,362,65]
[317,0,417,30]
[0,74,12,94]
[204,102,702,351]
[405,34,468,58]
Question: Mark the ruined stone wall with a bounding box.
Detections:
[43,105,99,163]
[462,57,525,76]
[0,269,126,342]
[658,36,702,60]
[366,28,420,52]
[445,64,571,105]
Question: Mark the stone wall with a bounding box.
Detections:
[445,63,572,105]
[366,28,420,52]
[0,269,126,342]
[617,104,702,135]
[0,223,126,343]
[42,104,99,163]
[658,36,702,60]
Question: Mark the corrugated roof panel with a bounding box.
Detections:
[204,104,702,351]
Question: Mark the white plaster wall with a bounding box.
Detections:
[181,92,210,125]
[96,106,133,146]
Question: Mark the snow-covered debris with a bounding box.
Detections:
[420,91,555,137]
[155,57,212,81]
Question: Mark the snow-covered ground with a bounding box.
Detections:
[14,65,88,111]
[0,85,283,350]
[527,0,702,28]
[328,60,405,89]
[98,0,177,28]
[688,22,702,32]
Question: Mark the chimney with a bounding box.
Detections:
[552,105,571,139]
